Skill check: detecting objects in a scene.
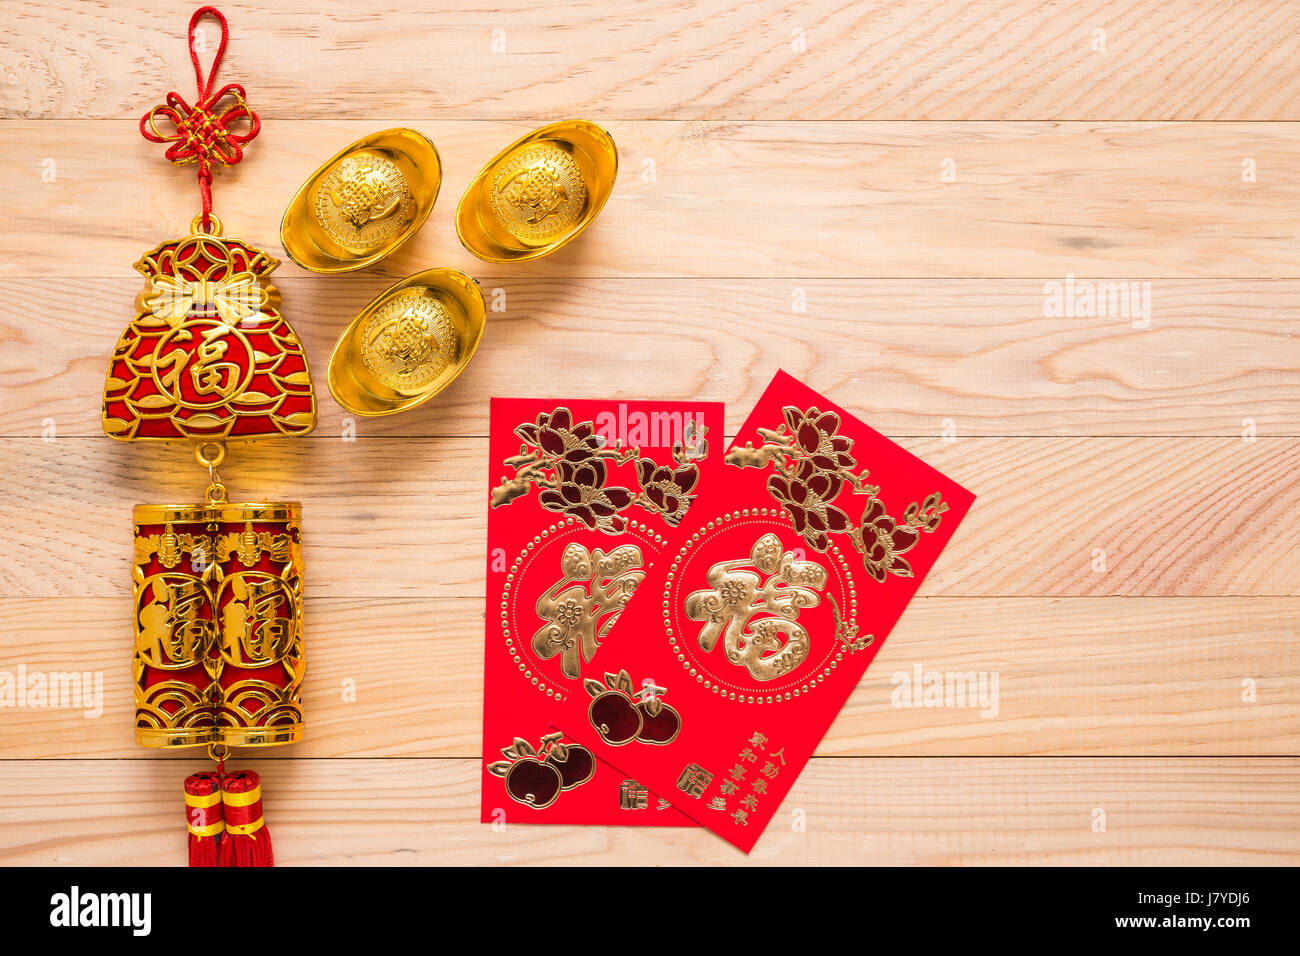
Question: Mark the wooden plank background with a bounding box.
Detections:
[1,0,1298,865]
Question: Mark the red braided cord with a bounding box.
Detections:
[187,5,229,100]
[139,7,261,229]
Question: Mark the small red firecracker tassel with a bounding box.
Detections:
[184,771,224,867]
[219,770,274,867]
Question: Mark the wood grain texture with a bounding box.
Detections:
[4,2,1300,121]
[0,597,1294,759]
[1,758,1297,865]
[3,436,1297,599]
[1,0,1296,867]
[4,277,1299,439]
[4,121,1300,279]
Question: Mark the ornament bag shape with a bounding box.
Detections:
[101,6,316,865]
[553,371,975,852]
[483,398,723,824]
[104,229,315,442]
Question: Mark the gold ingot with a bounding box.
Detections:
[456,120,617,262]
[327,267,486,417]
[280,128,441,273]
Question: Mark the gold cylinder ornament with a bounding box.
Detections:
[133,499,306,749]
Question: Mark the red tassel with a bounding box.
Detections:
[219,770,274,867]
[184,771,224,867]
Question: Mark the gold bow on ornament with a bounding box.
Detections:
[145,272,266,325]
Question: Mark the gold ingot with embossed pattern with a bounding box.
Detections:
[456,120,617,263]
[327,267,486,417]
[281,128,441,273]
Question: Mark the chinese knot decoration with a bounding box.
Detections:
[139,5,261,229]
[102,6,317,868]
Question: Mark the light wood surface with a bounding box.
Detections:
[5,437,1298,598]
[3,758,1296,866]
[6,1,1300,121]
[1,0,1298,865]
[5,277,1300,438]
[1,596,1295,759]
[7,120,1300,279]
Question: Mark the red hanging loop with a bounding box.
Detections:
[139,6,261,229]
[187,5,231,101]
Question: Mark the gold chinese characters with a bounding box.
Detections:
[685,533,826,682]
[133,500,305,749]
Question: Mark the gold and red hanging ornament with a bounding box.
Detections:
[103,6,316,866]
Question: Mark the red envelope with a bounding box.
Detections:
[482,397,724,825]
[552,371,976,851]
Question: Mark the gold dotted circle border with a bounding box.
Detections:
[499,516,667,703]
[662,508,858,706]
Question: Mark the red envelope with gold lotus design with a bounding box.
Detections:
[482,397,723,825]
[552,371,975,851]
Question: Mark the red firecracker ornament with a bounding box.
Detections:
[184,771,224,867]
[219,770,274,867]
